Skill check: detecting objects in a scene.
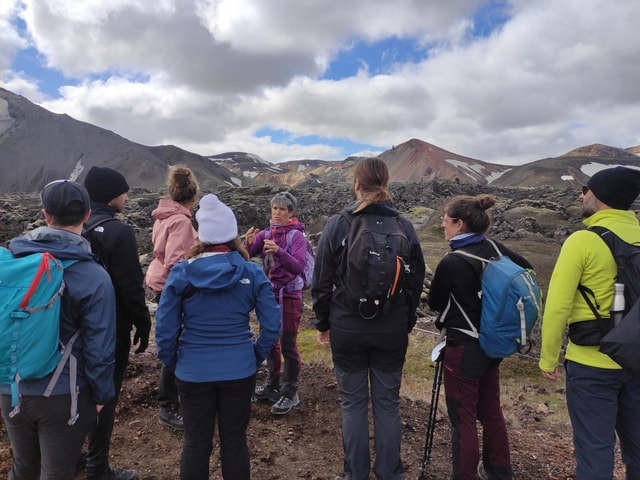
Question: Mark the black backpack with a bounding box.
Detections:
[340,210,411,319]
[584,226,640,372]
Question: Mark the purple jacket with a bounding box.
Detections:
[246,219,307,298]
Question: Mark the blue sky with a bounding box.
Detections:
[1,0,639,165]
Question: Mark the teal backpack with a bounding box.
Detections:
[0,248,80,424]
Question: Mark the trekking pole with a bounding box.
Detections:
[418,341,445,480]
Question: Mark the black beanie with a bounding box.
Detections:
[84,166,130,203]
[587,166,640,210]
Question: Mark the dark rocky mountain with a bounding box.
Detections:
[490,144,640,189]
[1,87,638,194]
[0,88,235,193]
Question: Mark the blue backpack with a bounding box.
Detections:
[0,248,80,423]
[264,229,315,291]
[449,240,542,358]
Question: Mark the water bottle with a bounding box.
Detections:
[611,283,625,327]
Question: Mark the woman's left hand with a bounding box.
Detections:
[263,239,279,254]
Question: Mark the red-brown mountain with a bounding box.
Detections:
[378,138,508,184]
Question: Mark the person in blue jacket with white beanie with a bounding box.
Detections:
[155,194,280,480]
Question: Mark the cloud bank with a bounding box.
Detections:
[2,0,639,164]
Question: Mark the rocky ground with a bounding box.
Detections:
[1,314,628,480]
[0,319,593,480]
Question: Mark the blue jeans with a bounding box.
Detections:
[565,360,640,480]
[1,388,96,480]
[334,365,403,480]
[176,374,255,480]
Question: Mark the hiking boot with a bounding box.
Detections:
[271,393,300,415]
[159,406,184,431]
[254,384,281,402]
[86,467,139,480]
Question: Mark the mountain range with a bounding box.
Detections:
[1,87,638,193]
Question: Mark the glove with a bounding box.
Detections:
[133,326,150,354]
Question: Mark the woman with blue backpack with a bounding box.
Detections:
[244,191,311,415]
[428,195,534,480]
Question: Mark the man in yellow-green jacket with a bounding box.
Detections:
[539,166,640,480]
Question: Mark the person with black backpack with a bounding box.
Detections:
[428,195,534,480]
[82,166,152,480]
[312,158,425,480]
[0,180,116,480]
[539,166,640,480]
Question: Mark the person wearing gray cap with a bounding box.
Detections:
[540,166,640,479]
[0,180,116,480]
[82,166,151,480]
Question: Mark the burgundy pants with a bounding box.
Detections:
[443,340,512,480]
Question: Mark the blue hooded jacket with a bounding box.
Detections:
[0,227,116,405]
[155,250,280,382]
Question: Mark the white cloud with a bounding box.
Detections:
[1,0,639,164]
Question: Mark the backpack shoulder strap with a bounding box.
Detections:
[84,215,116,234]
[339,209,354,226]
[449,239,503,269]
[285,229,300,247]
[486,239,503,257]
[450,249,488,265]
[577,226,615,319]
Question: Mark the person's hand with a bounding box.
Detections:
[263,239,279,255]
[244,227,258,246]
[317,330,330,346]
[133,326,150,354]
[540,367,558,381]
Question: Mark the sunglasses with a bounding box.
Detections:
[582,185,590,195]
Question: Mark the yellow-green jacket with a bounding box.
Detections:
[539,208,640,371]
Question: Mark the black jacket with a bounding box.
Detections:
[428,238,532,342]
[312,201,426,335]
[85,203,151,350]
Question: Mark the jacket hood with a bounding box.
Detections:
[9,226,96,262]
[152,198,193,221]
[184,251,247,291]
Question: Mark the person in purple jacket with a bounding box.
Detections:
[155,194,280,480]
[244,191,308,415]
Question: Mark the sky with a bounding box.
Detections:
[1,0,639,166]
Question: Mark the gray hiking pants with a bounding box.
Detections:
[1,388,95,480]
[334,364,404,480]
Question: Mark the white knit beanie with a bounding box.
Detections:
[196,194,238,244]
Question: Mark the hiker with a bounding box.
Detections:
[83,166,152,480]
[312,158,426,480]
[244,191,308,415]
[539,167,640,479]
[155,194,280,480]
[0,180,116,480]
[428,195,533,480]
[145,164,199,431]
